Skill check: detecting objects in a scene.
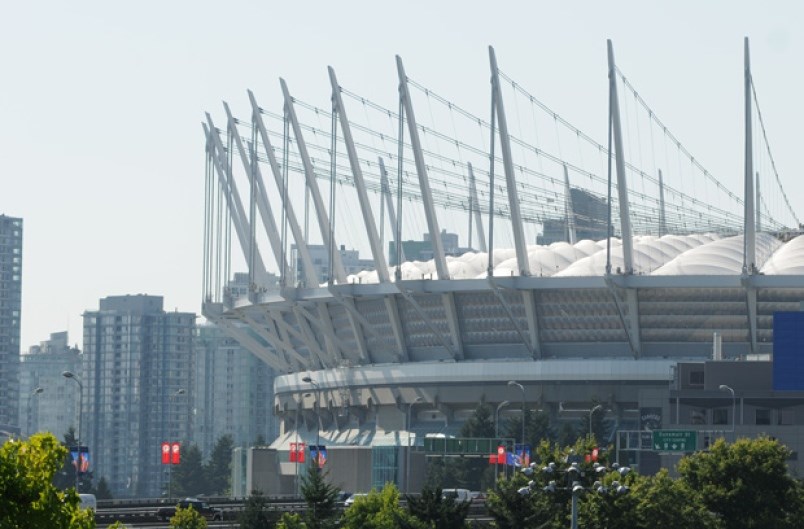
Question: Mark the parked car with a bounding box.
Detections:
[344,493,368,507]
[78,494,97,511]
[441,488,472,503]
[156,498,223,521]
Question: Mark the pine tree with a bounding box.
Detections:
[300,464,340,529]
[170,444,206,497]
[205,435,233,495]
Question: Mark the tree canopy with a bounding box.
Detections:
[0,432,94,529]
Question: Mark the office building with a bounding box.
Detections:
[82,295,196,498]
[0,215,22,435]
[194,323,277,457]
[19,331,81,438]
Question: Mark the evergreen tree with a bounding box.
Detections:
[204,435,233,495]
[300,464,341,529]
[454,404,495,490]
[94,476,113,500]
[240,490,281,529]
[406,486,470,529]
[170,444,206,497]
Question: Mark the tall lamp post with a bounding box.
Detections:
[719,384,736,437]
[494,400,510,484]
[302,377,321,466]
[589,404,603,439]
[405,396,425,493]
[508,381,526,452]
[168,388,186,500]
[27,387,43,437]
[62,371,83,491]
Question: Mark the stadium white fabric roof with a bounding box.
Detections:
[346,233,804,283]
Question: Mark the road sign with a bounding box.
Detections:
[652,430,697,452]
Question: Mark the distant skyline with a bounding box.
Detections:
[3,0,803,349]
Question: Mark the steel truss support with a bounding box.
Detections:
[488,280,540,359]
[203,120,270,286]
[379,158,403,262]
[236,310,307,368]
[398,289,459,360]
[204,306,290,372]
[603,277,641,358]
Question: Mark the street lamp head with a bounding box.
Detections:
[591,404,603,413]
[174,388,186,396]
[62,371,75,379]
[413,396,425,404]
[32,387,44,395]
[302,376,314,383]
[507,380,522,389]
[719,384,733,392]
[497,400,510,411]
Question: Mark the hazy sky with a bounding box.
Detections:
[3,1,803,350]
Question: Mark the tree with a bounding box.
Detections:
[631,470,717,529]
[94,476,113,500]
[341,484,424,529]
[0,432,95,529]
[406,486,470,529]
[678,436,802,529]
[205,434,234,495]
[240,490,281,529]
[170,444,206,497]
[300,464,341,529]
[454,404,496,490]
[276,512,307,529]
[169,504,207,529]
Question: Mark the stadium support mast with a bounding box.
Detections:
[329,67,390,283]
[489,46,530,276]
[248,90,319,288]
[280,78,348,284]
[468,162,487,253]
[203,118,269,285]
[658,169,667,237]
[222,102,288,277]
[379,158,403,261]
[743,37,756,273]
[396,55,449,280]
[607,40,634,275]
[563,164,577,245]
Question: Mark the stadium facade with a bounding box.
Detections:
[202,40,804,492]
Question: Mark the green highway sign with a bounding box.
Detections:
[652,430,697,452]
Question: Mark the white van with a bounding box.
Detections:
[441,488,471,503]
[78,493,97,511]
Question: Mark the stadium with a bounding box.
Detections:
[201,41,804,493]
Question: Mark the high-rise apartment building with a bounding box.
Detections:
[83,295,195,498]
[0,215,22,435]
[19,331,81,438]
[194,324,277,457]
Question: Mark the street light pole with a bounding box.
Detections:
[508,381,526,453]
[589,404,603,439]
[302,377,321,466]
[494,400,510,485]
[62,371,83,492]
[168,388,186,500]
[27,387,43,437]
[406,396,425,493]
[719,385,736,437]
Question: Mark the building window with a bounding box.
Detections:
[689,371,704,386]
[690,408,707,425]
[778,409,794,426]
[713,408,728,425]
[756,409,771,425]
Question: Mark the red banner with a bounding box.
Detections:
[497,445,506,464]
[290,442,298,462]
[297,442,306,463]
[171,442,181,465]
[161,442,171,465]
